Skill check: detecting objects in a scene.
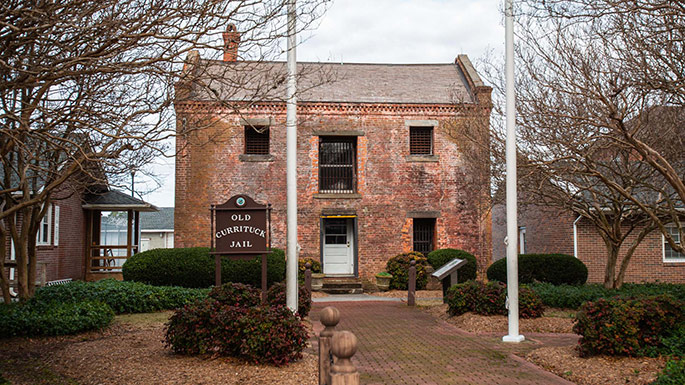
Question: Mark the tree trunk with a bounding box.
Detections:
[603,243,619,289]
[615,225,655,289]
[0,227,11,304]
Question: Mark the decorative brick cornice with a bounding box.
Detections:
[174,101,487,117]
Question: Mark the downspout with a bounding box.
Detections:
[573,215,582,258]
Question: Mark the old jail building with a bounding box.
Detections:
[174,27,492,286]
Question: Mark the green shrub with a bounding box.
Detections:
[445,280,544,318]
[298,257,322,283]
[0,372,8,385]
[266,282,312,318]
[487,254,588,286]
[386,252,429,290]
[123,247,286,288]
[0,300,114,338]
[529,282,685,310]
[427,249,477,283]
[32,280,207,314]
[573,295,685,357]
[653,359,685,385]
[165,300,307,366]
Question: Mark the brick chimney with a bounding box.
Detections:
[223,24,240,62]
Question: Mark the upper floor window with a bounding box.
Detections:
[410,126,433,155]
[244,125,269,155]
[36,205,52,246]
[319,137,356,194]
[664,225,684,261]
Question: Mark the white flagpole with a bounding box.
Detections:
[286,0,299,313]
[503,0,524,343]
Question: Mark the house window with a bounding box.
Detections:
[244,126,269,155]
[319,137,357,194]
[36,205,52,246]
[664,225,684,261]
[518,226,526,254]
[410,126,433,155]
[413,218,435,256]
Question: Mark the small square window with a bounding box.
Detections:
[410,126,433,155]
[244,126,269,155]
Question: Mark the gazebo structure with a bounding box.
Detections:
[82,189,157,281]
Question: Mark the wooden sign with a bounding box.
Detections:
[211,195,270,257]
[210,195,271,299]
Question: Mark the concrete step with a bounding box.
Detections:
[321,277,363,294]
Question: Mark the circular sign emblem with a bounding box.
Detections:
[236,197,246,207]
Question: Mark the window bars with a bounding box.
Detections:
[319,137,356,194]
[413,218,435,256]
[245,126,270,155]
[410,126,433,155]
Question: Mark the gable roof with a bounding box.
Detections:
[139,207,174,230]
[180,58,479,105]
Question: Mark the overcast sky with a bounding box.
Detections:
[141,0,505,207]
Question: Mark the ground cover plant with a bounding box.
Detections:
[122,247,286,288]
[426,248,477,283]
[530,282,685,309]
[487,254,588,286]
[573,295,684,357]
[653,359,685,385]
[0,300,114,338]
[166,282,309,366]
[386,252,429,290]
[32,279,208,314]
[445,280,544,318]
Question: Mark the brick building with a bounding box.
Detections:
[492,206,685,283]
[174,27,492,287]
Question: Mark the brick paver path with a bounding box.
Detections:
[311,301,574,385]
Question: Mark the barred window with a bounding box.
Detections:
[410,126,433,155]
[413,218,435,256]
[319,137,356,194]
[244,126,269,155]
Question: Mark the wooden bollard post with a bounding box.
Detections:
[305,262,312,296]
[330,331,360,385]
[319,306,339,385]
[408,259,416,306]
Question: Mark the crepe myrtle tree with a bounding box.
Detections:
[0,0,329,303]
[512,0,685,257]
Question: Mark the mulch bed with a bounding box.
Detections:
[419,302,668,385]
[0,314,318,385]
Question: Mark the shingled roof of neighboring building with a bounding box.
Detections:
[83,189,157,212]
[140,207,174,231]
[179,57,481,105]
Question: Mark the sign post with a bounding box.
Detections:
[211,195,271,302]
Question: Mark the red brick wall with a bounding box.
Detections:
[492,204,575,262]
[175,102,492,282]
[3,182,86,283]
[576,220,685,284]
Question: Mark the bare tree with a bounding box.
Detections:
[0,0,329,302]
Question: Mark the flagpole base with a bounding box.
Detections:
[502,335,525,343]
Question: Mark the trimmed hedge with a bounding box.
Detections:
[573,295,685,357]
[32,279,207,314]
[653,359,685,385]
[529,282,685,309]
[386,252,429,290]
[487,253,588,286]
[122,247,286,288]
[426,248,477,283]
[445,280,544,318]
[165,283,308,366]
[0,300,114,338]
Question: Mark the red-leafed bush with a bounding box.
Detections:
[165,282,309,366]
[573,295,684,357]
[445,280,544,318]
[386,252,429,290]
[266,282,312,318]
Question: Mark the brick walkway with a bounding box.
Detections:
[310,302,574,385]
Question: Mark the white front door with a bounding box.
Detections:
[323,218,354,275]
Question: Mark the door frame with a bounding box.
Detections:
[320,216,358,277]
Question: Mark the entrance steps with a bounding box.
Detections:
[322,277,363,295]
